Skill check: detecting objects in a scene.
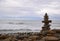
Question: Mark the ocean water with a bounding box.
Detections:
[0,20,60,33]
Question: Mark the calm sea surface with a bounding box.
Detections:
[0,20,60,33]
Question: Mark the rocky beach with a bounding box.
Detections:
[0,13,60,41]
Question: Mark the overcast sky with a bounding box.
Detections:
[0,0,60,20]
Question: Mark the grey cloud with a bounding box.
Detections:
[0,7,40,17]
[0,0,60,20]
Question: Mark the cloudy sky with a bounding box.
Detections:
[0,0,60,20]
